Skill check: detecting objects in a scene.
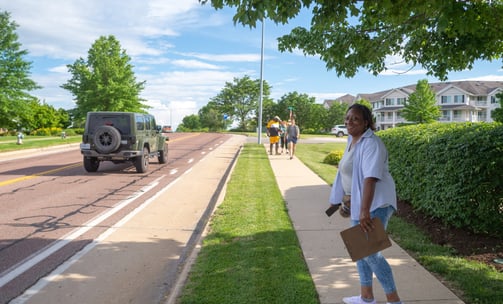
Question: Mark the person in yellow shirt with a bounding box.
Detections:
[266,116,281,155]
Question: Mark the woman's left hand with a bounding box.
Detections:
[359,211,374,232]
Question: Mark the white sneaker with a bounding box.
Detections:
[342,295,376,304]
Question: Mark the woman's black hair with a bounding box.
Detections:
[347,103,376,131]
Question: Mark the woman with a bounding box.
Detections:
[279,120,287,154]
[329,104,402,304]
[286,118,300,160]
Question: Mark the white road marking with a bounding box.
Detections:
[5,175,179,303]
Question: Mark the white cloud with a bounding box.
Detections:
[309,92,347,104]
[181,52,263,62]
[171,59,222,70]
[456,75,503,82]
[379,68,428,76]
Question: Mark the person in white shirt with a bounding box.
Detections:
[329,104,402,304]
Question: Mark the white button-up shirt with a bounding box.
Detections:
[329,128,397,220]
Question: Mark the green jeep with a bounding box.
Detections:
[80,112,168,173]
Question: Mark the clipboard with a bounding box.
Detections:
[340,217,392,261]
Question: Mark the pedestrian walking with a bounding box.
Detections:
[286,118,299,160]
[266,116,281,155]
[279,120,287,154]
[328,104,403,304]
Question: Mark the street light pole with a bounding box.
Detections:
[257,18,264,144]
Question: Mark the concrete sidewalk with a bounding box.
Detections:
[266,148,464,304]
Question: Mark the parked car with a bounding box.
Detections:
[162,125,173,133]
[330,125,348,137]
[80,112,168,173]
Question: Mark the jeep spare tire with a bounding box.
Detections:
[93,125,121,153]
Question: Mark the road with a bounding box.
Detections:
[0,132,244,304]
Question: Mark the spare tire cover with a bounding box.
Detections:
[93,125,121,154]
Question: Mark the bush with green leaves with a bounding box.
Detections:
[323,150,344,166]
[379,122,503,236]
[31,127,63,136]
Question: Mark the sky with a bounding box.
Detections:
[2,0,503,129]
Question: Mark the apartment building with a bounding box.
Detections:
[324,81,503,130]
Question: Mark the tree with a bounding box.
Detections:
[199,102,226,131]
[210,75,271,131]
[180,114,201,131]
[325,102,348,131]
[0,11,40,129]
[275,91,317,130]
[62,35,148,122]
[57,108,71,129]
[401,79,441,124]
[200,1,503,80]
[491,92,503,123]
[355,99,372,111]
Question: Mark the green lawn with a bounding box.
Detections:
[0,136,81,152]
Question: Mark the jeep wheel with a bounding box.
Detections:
[158,144,168,164]
[134,147,149,173]
[83,157,100,172]
[94,125,121,154]
[337,131,344,137]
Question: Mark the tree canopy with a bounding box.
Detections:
[62,35,148,123]
[0,11,41,129]
[200,0,503,80]
[210,75,272,130]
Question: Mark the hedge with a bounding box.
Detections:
[378,122,503,236]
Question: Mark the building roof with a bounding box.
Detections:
[322,80,503,105]
[397,80,503,97]
[323,94,356,108]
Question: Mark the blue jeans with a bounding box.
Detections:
[350,205,397,294]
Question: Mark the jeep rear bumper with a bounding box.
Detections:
[81,148,142,160]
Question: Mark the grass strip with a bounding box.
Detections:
[178,144,318,304]
[0,136,81,152]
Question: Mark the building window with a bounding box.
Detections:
[478,111,487,120]
[441,110,450,121]
[396,97,406,105]
[441,96,452,104]
[385,98,394,106]
[475,96,487,106]
[454,95,464,104]
[453,110,463,120]
[491,95,499,104]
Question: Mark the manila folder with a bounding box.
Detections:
[340,217,392,262]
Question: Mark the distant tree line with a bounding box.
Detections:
[177,75,351,133]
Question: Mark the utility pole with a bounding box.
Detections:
[257,18,264,144]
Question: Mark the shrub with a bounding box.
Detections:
[31,127,63,136]
[379,122,503,236]
[323,150,344,166]
[63,128,83,136]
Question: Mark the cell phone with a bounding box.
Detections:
[325,204,340,217]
